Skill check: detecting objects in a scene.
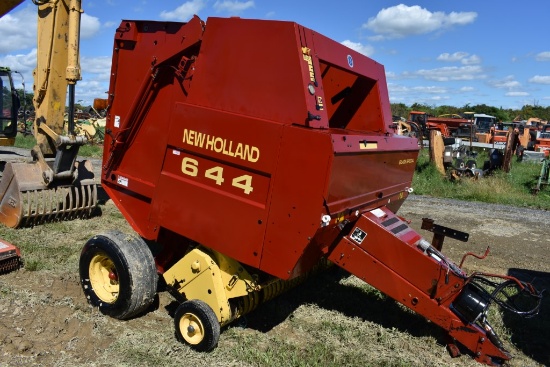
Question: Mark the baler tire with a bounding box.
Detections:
[174,300,220,352]
[79,230,158,320]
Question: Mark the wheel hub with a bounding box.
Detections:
[180,313,205,345]
[89,253,119,303]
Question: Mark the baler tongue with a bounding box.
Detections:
[328,207,540,366]
[0,161,97,228]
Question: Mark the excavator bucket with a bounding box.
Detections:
[0,160,97,228]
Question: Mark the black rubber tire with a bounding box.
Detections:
[79,230,158,320]
[174,300,220,352]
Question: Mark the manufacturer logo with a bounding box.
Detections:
[399,159,415,165]
[347,55,354,68]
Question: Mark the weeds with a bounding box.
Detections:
[412,149,550,210]
[14,133,103,158]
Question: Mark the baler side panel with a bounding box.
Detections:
[150,103,284,269]
[185,17,310,126]
[102,20,204,239]
[260,126,333,279]
[326,134,418,215]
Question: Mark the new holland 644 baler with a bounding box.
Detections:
[79,16,541,365]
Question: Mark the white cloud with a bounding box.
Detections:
[213,1,254,13]
[437,52,480,65]
[341,40,374,57]
[0,6,100,52]
[529,75,550,84]
[160,0,206,21]
[81,56,112,81]
[387,83,409,93]
[406,65,485,81]
[429,95,449,101]
[74,79,110,103]
[81,13,101,39]
[363,4,477,40]
[412,86,447,94]
[462,55,481,65]
[460,86,475,92]
[535,52,550,61]
[505,91,529,96]
[0,49,36,74]
[437,52,468,62]
[0,49,36,93]
[0,6,36,53]
[489,76,521,89]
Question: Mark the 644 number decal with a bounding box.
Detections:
[181,157,253,195]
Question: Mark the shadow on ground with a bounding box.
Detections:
[244,268,444,342]
[504,268,550,366]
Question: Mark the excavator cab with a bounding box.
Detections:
[0,67,19,146]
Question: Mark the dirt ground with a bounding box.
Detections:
[0,194,549,367]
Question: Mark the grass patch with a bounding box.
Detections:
[14,133,103,158]
[14,133,36,149]
[412,149,550,210]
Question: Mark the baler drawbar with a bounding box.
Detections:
[79,16,542,365]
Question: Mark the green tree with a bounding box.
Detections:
[390,103,409,119]
[16,88,33,114]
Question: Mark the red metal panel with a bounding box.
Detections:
[102,20,203,207]
[260,126,333,279]
[186,17,310,126]
[148,102,285,268]
[326,134,418,214]
[165,103,283,174]
[152,147,270,268]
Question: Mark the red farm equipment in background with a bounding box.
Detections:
[79,16,541,365]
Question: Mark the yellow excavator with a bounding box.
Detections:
[0,0,96,228]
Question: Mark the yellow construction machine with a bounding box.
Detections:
[0,0,96,228]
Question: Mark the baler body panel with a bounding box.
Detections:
[102,17,418,278]
[185,18,313,127]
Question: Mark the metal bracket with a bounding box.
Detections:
[421,218,469,251]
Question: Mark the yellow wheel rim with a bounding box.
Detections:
[179,313,205,345]
[89,253,119,303]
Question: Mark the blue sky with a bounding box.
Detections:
[1,1,549,110]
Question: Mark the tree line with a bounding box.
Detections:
[391,103,550,122]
